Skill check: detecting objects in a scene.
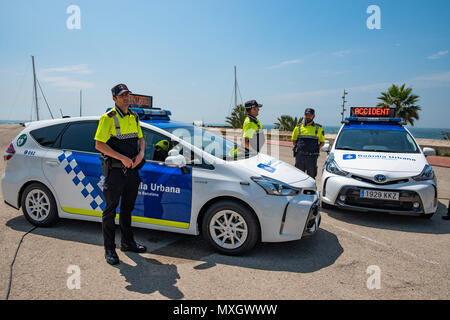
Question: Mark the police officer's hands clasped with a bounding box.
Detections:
[120,156,134,168]
[131,152,144,169]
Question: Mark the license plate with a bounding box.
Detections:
[360,189,399,201]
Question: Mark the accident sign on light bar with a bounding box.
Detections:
[129,94,153,109]
[350,107,396,118]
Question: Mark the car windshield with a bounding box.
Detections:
[335,127,420,153]
[163,125,257,160]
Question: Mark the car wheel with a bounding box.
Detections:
[21,183,58,227]
[202,200,259,255]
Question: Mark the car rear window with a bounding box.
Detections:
[59,121,99,153]
[30,123,68,147]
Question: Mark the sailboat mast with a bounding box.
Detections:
[31,56,39,121]
[80,90,82,117]
[234,66,237,108]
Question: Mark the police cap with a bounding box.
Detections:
[305,107,315,115]
[245,100,263,110]
[111,84,131,97]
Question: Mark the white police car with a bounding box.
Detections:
[321,107,438,218]
[2,98,320,255]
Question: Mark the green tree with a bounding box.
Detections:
[225,104,246,128]
[376,84,421,126]
[274,115,303,131]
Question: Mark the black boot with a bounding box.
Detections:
[120,242,147,253]
[105,249,119,265]
[443,200,450,220]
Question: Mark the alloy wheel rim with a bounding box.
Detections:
[209,210,248,249]
[25,190,50,222]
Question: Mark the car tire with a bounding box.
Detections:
[321,201,335,210]
[202,200,260,255]
[21,183,59,227]
[419,213,435,219]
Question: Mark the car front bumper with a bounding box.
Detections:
[255,190,321,243]
[321,173,438,215]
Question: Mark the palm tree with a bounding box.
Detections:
[225,104,246,128]
[376,84,421,126]
[274,115,303,131]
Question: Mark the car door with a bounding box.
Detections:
[42,121,105,217]
[134,128,193,229]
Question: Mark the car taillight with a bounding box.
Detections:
[4,143,15,160]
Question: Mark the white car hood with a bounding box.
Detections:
[234,153,313,185]
[333,149,427,177]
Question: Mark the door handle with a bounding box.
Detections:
[45,160,60,167]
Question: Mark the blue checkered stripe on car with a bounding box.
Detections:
[57,151,106,211]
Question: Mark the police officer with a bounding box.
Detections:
[153,139,171,162]
[94,84,147,265]
[243,100,265,153]
[291,108,325,179]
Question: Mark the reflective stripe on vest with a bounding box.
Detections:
[112,115,121,136]
[111,114,139,140]
[295,123,320,155]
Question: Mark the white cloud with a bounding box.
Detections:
[269,70,450,105]
[427,50,448,60]
[274,81,391,104]
[39,64,94,90]
[332,50,352,57]
[267,59,302,70]
[40,76,94,90]
[41,64,92,74]
[410,71,450,89]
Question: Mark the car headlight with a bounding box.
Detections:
[251,176,300,196]
[412,165,435,181]
[325,160,349,176]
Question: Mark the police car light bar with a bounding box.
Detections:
[128,93,172,121]
[345,116,404,123]
[130,107,172,121]
[129,94,153,109]
[342,107,403,124]
[350,107,396,118]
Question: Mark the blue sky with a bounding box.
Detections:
[1,0,449,127]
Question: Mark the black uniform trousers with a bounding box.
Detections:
[295,154,318,179]
[102,167,141,250]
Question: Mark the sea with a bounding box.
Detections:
[1,120,448,140]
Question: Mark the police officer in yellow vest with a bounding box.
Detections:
[291,108,325,179]
[243,100,265,153]
[153,139,171,162]
[94,84,147,265]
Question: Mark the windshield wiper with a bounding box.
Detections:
[362,149,388,152]
[336,147,357,151]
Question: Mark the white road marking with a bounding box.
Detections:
[323,221,440,266]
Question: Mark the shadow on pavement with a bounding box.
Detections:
[323,200,450,235]
[6,215,343,275]
[115,252,184,299]
[151,228,343,274]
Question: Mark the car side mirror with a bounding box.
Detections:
[321,140,331,153]
[164,149,187,167]
[423,147,436,157]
